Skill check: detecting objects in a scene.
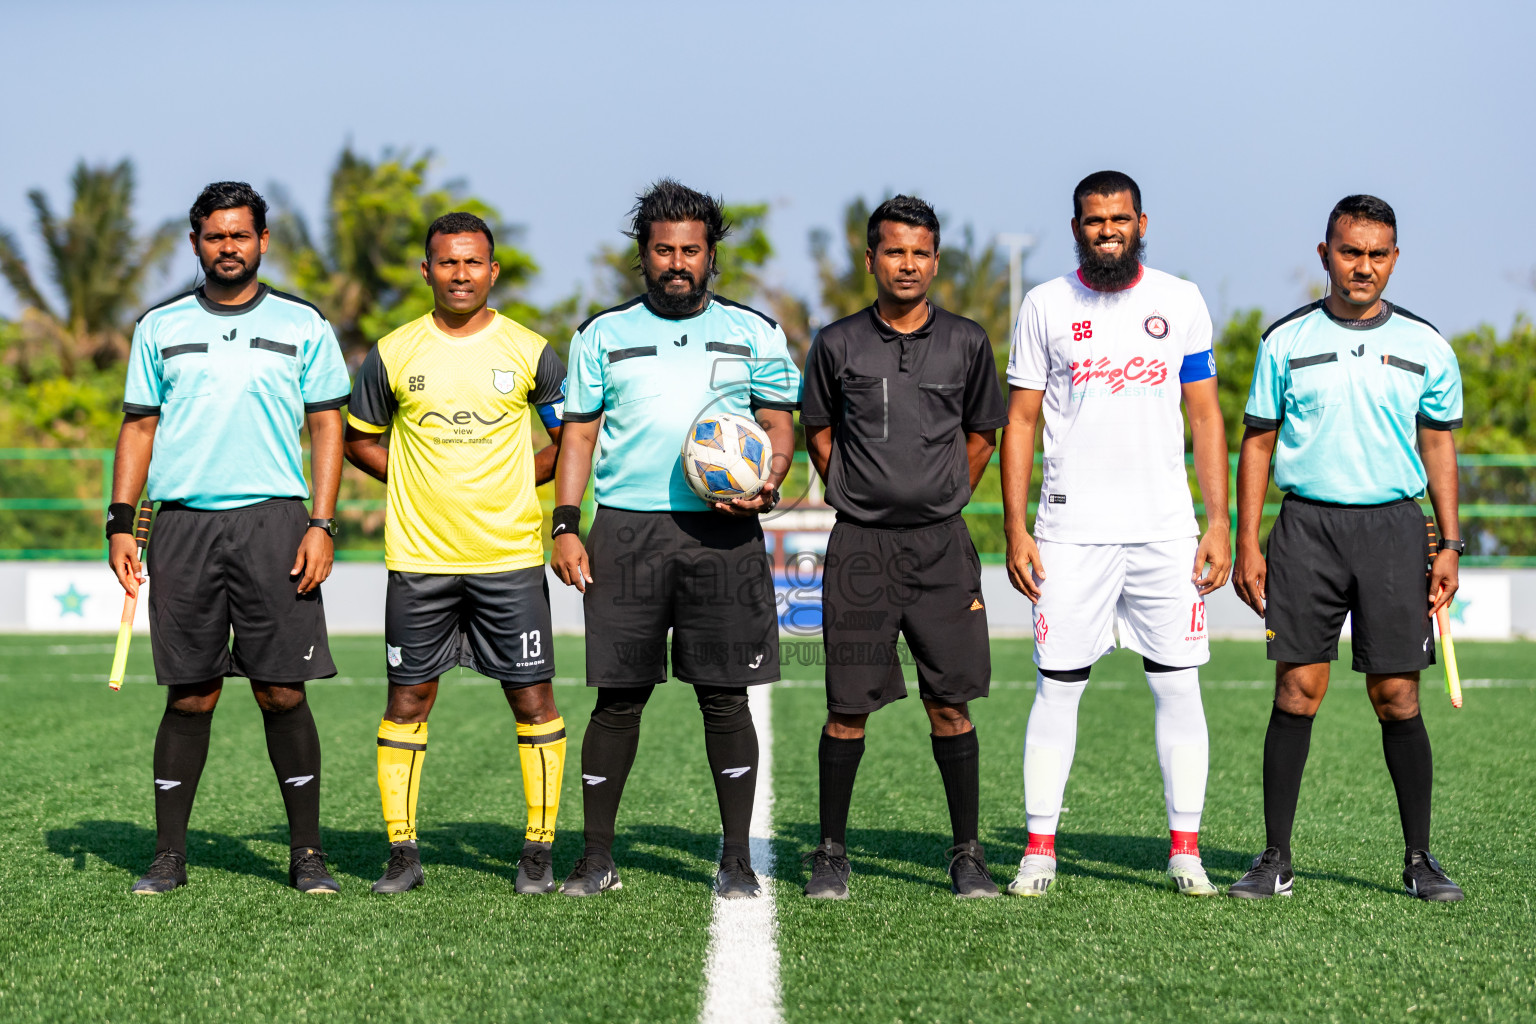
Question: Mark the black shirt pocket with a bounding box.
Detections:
[1286,352,1342,413]
[918,382,964,443]
[247,338,302,399]
[161,346,213,401]
[605,347,662,406]
[841,375,888,442]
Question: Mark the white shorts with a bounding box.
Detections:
[1030,538,1210,670]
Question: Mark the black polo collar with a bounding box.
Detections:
[641,293,713,322]
[867,301,938,342]
[195,283,269,316]
[1320,299,1394,331]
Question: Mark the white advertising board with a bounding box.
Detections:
[25,568,149,632]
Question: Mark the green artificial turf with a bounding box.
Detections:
[1,635,1533,1023]
[0,635,718,1023]
[772,640,1536,1024]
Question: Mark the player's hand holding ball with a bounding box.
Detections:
[683,412,776,518]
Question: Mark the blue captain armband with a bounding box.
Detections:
[536,401,564,430]
[1178,349,1217,384]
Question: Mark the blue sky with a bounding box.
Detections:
[2,0,1531,335]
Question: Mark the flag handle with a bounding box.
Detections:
[108,501,154,691]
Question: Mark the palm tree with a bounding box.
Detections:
[267,147,538,364]
[0,159,176,381]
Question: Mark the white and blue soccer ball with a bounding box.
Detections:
[682,412,773,503]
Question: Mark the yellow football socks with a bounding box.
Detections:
[377,720,427,844]
[517,717,566,844]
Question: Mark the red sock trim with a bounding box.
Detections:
[1170,830,1200,857]
[1026,832,1055,857]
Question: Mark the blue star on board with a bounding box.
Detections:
[54,583,89,617]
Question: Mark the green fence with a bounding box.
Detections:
[4,448,1536,565]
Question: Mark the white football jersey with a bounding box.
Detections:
[1006,266,1215,544]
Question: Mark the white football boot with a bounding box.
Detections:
[1005,854,1057,896]
[1166,853,1218,896]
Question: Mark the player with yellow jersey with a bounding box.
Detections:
[344,212,568,895]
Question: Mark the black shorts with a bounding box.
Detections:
[1265,495,1435,674]
[821,516,990,714]
[147,498,336,686]
[385,566,553,686]
[582,507,779,687]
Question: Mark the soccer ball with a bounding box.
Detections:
[682,412,773,503]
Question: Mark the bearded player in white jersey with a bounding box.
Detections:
[999,170,1231,897]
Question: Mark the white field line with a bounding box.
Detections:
[699,682,781,1024]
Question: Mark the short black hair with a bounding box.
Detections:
[626,178,730,253]
[1073,170,1142,220]
[866,195,940,251]
[189,181,268,234]
[1326,194,1397,243]
[425,211,495,258]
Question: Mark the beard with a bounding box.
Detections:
[202,251,261,290]
[644,264,710,315]
[1073,228,1144,291]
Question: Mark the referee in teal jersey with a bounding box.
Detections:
[549,180,800,900]
[1230,195,1464,902]
[108,182,351,896]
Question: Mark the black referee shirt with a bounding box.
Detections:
[800,303,1009,527]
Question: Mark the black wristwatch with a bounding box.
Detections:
[1437,537,1465,554]
[308,518,339,538]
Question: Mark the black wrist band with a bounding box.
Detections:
[106,502,136,537]
[551,505,581,538]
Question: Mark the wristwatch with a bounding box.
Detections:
[1437,537,1465,554]
[308,518,339,538]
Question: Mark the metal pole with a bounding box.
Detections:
[997,233,1036,337]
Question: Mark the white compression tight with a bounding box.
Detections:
[1145,666,1208,834]
[1022,666,1209,835]
[1022,673,1087,835]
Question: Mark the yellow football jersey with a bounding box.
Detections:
[347,311,566,573]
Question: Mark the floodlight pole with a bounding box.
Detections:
[997,233,1036,337]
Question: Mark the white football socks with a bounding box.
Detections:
[1145,666,1209,834]
[1022,672,1087,835]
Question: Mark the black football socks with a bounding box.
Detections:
[153,707,213,856]
[696,687,758,863]
[1381,714,1433,853]
[818,732,865,846]
[931,729,982,847]
[261,699,323,850]
[579,686,651,858]
[1262,705,1315,862]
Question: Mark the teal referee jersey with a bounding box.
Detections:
[122,285,352,510]
[1243,300,1462,505]
[563,294,801,511]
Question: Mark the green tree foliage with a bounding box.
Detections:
[0,159,176,381]
[1213,307,1265,450]
[267,147,539,363]
[810,198,879,322]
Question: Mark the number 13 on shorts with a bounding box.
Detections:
[1030,538,1211,670]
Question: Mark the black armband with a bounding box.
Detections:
[551,504,581,538]
[106,502,136,537]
